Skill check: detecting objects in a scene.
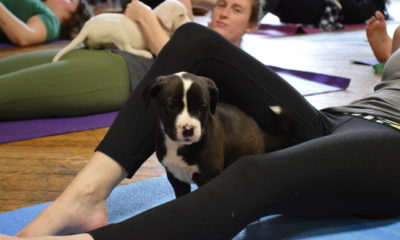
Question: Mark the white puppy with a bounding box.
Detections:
[52,0,190,62]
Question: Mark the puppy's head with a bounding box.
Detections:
[153,0,191,33]
[143,72,218,145]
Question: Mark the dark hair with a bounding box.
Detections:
[60,0,93,39]
[249,0,265,24]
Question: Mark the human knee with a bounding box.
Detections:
[169,22,226,53]
[228,155,265,178]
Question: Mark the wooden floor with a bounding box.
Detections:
[1,1,399,213]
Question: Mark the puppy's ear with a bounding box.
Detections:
[154,1,174,31]
[142,76,166,109]
[202,77,219,114]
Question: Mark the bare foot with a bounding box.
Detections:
[392,26,400,54]
[16,193,107,236]
[366,11,392,62]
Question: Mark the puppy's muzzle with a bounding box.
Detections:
[182,124,194,138]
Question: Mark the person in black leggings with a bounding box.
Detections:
[263,0,388,25]
[6,22,400,240]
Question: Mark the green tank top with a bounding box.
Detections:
[0,0,60,43]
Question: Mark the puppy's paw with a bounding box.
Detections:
[141,51,154,59]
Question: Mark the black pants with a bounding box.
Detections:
[264,0,387,25]
[121,0,163,9]
[90,23,400,240]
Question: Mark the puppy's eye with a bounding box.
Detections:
[198,103,208,112]
[167,102,180,112]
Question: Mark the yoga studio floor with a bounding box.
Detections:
[1,1,400,213]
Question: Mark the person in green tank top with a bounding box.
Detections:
[0,0,92,46]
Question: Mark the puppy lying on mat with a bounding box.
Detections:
[52,0,190,62]
[143,72,294,198]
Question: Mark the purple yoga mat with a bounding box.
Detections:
[269,65,350,91]
[253,23,366,37]
[0,67,350,144]
[0,112,118,144]
[0,40,70,49]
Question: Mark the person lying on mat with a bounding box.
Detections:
[0,0,92,46]
[366,10,400,63]
[0,0,262,121]
[263,0,388,31]
[1,21,400,240]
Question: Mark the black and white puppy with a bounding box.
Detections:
[143,72,291,198]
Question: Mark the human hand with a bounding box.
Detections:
[124,0,153,23]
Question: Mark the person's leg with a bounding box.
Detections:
[18,23,328,236]
[267,0,325,24]
[340,0,377,23]
[96,23,327,177]
[391,26,400,54]
[0,49,56,75]
[366,10,392,62]
[89,116,400,240]
[0,49,130,120]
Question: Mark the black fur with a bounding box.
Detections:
[143,72,293,198]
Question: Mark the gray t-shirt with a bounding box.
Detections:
[112,49,154,91]
[324,49,400,124]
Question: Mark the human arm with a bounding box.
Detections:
[0,2,47,46]
[124,0,170,56]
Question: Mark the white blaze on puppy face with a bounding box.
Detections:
[175,72,202,144]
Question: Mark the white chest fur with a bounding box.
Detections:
[161,136,199,184]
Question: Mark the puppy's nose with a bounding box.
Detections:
[182,125,194,137]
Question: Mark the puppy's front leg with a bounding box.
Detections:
[192,169,221,187]
[117,43,153,59]
[166,171,191,198]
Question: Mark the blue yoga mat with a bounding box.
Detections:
[1,176,399,239]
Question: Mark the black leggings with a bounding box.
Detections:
[264,0,387,25]
[90,23,400,239]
